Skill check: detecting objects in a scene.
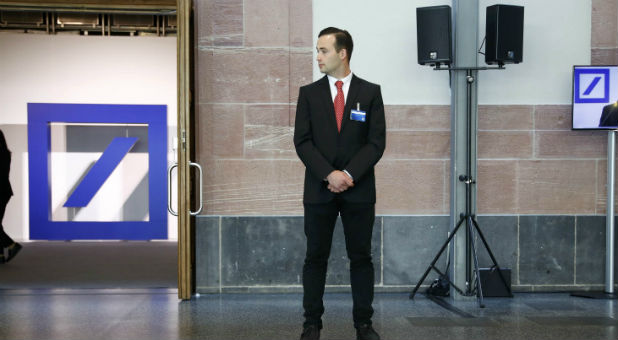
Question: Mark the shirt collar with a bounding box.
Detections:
[327,71,353,88]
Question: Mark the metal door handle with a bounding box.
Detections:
[189,162,203,216]
[168,163,178,216]
[168,162,203,216]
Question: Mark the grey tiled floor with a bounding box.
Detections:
[0,291,617,340]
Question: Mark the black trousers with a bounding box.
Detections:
[302,197,375,329]
[0,196,14,248]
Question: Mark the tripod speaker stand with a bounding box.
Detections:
[409,68,513,308]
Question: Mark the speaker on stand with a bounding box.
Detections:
[485,4,524,65]
[416,5,452,66]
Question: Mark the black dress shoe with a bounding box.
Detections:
[6,243,22,262]
[300,324,320,340]
[356,324,380,340]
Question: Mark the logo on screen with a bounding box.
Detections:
[574,68,610,104]
[27,103,167,240]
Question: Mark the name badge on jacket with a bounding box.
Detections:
[350,103,366,122]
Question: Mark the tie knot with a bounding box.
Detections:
[335,80,343,90]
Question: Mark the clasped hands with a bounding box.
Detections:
[326,170,354,193]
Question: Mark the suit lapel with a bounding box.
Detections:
[340,75,361,133]
[317,75,338,133]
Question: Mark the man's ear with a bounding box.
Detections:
[339,48,347,61]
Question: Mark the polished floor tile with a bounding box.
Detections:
[0,291,616,340]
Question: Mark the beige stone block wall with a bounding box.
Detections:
[195,0,310,216]
[195,0,618,216]
[592,0,618,64]
[477,105,607,215]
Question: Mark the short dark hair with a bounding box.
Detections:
[318,27,353,63]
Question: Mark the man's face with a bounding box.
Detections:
[316,34,345,76]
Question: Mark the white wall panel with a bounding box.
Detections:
[313,0,591,105]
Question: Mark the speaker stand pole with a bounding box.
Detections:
[410,68,512,307]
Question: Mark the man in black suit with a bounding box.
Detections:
[294,27,385,340]
[599,101,618,127]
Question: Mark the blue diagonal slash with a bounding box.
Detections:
[583,76,602,95]
[64,137,138,207]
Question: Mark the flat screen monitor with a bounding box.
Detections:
[572,65,618,130]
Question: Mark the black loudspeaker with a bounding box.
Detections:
[416,5,452,66]
[485,4,524,65]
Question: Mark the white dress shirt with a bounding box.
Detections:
[326,72,354,181]
[327,72,353,104]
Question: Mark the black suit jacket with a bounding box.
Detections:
[293,75,386,204]
[599,103,618,127]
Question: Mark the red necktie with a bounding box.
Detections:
[334,80,344,132]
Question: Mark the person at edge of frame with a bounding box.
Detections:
[0,129,22,264]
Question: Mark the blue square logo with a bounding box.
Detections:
[28,103,168,240]
[574,68,610,103]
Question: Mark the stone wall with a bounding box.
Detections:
[195,0,309,215]
[196,215,617,292]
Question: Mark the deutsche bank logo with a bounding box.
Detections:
[28,104,167,240]
[63,137,139,208]
[574,68,610,103]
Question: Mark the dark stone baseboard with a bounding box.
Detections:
[196,215,618,293]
